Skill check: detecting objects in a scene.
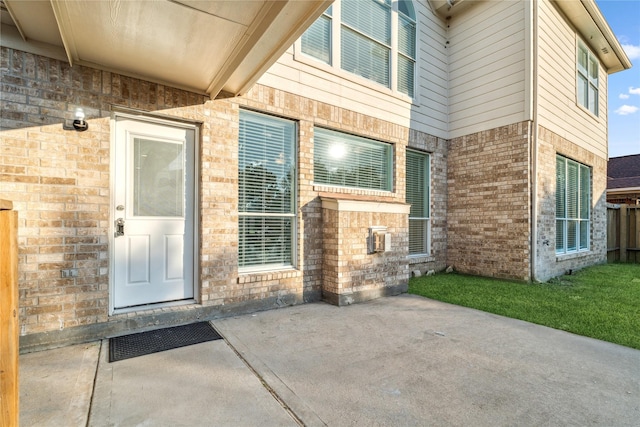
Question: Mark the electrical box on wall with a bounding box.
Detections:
[368,226,391,254]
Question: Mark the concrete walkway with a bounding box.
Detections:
[20,295,640,426]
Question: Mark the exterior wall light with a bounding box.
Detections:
[63,108,88,132]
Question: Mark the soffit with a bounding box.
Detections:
[426,0,474,19]
[554,0,631,73]
[2,0,332,98]
[552,0,631,73]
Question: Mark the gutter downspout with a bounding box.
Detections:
[530,0,539,282]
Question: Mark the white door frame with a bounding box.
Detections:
[109,112,200,315]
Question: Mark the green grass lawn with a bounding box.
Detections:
[408,263,640,350]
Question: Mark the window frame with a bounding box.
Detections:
[576,40,599,117]
[300,6,332,65]
[238,110,298,272]
[397,2,416,97]
[406,149,431,256]
[555,155,591,256]
[296,0,417,101]
[312,127,393,192]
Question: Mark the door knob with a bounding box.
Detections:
[115,218,125,237]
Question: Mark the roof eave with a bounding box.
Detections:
[607,187,640,193]
[554,0,632,74]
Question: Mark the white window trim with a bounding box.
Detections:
[238,110,298,273]
[406,149,431,256]
[556,155,591,256]
[576,39,599,118]
[293,0,420,105]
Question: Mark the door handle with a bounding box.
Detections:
[115,218,125,237]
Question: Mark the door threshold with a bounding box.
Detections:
[111,299,197,316]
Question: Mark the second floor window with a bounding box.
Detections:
[577,41,599,116]
[300,0,416,98]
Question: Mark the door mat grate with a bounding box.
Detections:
[109,322,222,362]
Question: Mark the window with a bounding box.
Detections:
[299,0,416,97]
[406,150,430,255]
[238,111,296,269]
[341,0,392,87]
[577,41,598,116]
[556,155,590,254]
[313,127,392,191]
[301,6,332,64]
[397,0,416,96]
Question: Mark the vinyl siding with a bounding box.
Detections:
[537,0,608,159]
[448,0,528,138]
[256,0,449,138]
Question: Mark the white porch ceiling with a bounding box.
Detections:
[2,0,332,98]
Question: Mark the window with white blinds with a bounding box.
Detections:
[398,6,416,97]
[341,0,391,87]
[577,41,598,116]
[313,127,392,191]
[556,155,590,255]
[406,150,430,255]
[298,0,416,98]
[301,6,332,64]
[238,111,296,269]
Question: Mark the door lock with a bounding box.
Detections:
[115,218,125,237]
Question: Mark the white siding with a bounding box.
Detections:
[256,0,449,139]
[448,0,528,138]
[537,0,608,159]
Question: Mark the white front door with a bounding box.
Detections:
[113,116,196,309]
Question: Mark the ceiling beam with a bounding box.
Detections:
[49,0,77,66]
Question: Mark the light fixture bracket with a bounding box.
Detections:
[72,119,88,131]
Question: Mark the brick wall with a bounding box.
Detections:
[535,126,607,281]
[320,196,410,305]
[447,121,532,281]
[1,48,209,335]
[1,48,448,345]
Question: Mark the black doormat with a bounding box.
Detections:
[109,321,222,362]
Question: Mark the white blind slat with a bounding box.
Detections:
[567,161,578,218]
[341,27,390,87]
[397,54,414,97]
[556,155,590,254]
[314,127,391,191]
[341,0,390,44]
[406,150,429,254]
[398,16,415,58]
[556,220,565,252]
[239,111,295,268]
[301,14,331,64]
[580,165,590,219]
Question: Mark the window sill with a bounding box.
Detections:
[313,184,394,199]
[556,250,591,262]
[237,268,301,284]
[575,101,600,122]
[408,254,434,264]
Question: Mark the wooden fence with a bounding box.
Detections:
[1,200,19,426]
[607,204,640,263]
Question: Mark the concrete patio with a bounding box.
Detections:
[20,295,640,426]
